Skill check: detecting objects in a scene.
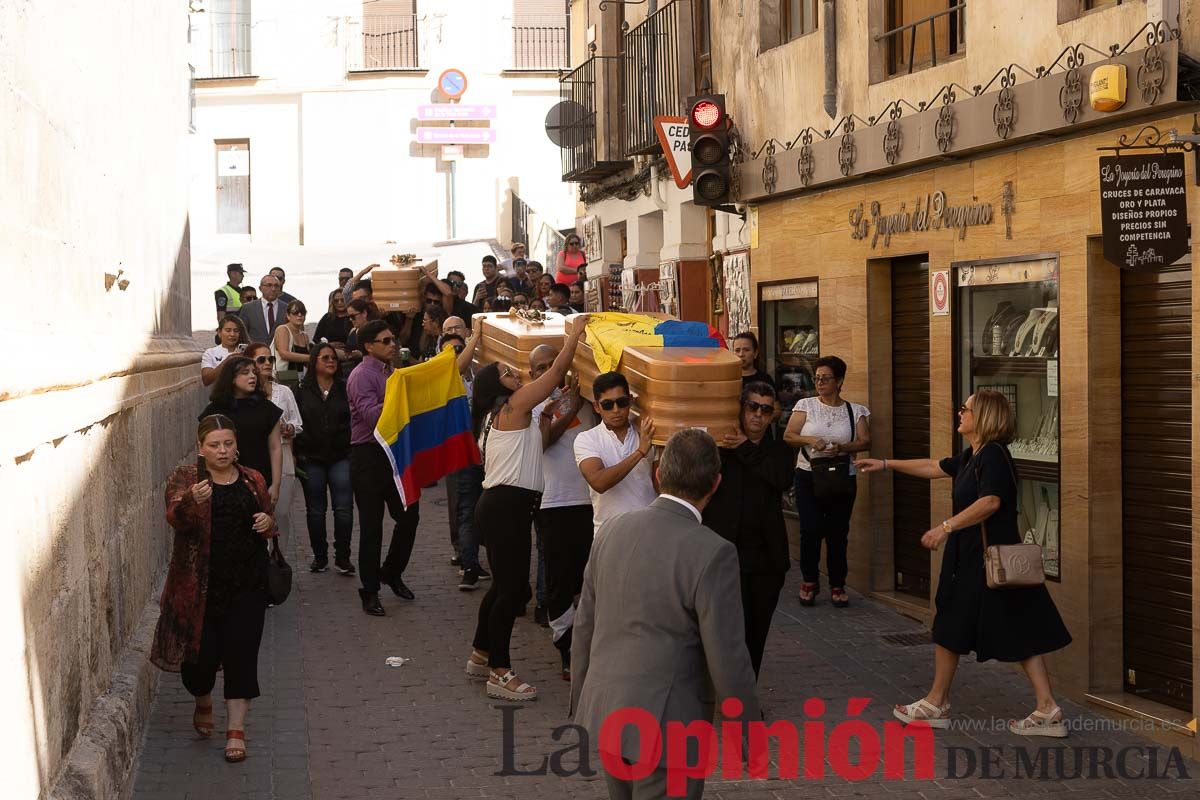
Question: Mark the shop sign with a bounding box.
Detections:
[930,269,950,316]
[849,191,999,249]
[1099,153,1189,271]
[761,281,817,302]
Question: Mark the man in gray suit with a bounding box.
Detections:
[571,429,762,800]
[239,273,287,343]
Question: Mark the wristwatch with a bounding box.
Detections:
[941,519,953,534]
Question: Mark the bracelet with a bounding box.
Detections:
[942,519,953,534]
[883,459,888,471]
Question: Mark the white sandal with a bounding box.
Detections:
[465,651,490,680]
[893,698,951,728]
[486,670,538,701]
[1009,706,1067,738]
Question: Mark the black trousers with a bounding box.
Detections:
[180,589,267,700]
[794,469,857,589]
[740,571,786,678]
[472,485,539,670]
[446,474,461,558]
[351,443,419,593]
[538,504,594,668]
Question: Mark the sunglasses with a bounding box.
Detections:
[958,404,973,414]
[372,336,396,345]
[452,344,465,354]
[745,400,774,415]
[289,310,306,316]
[317,353,338,362]
[814,374,836,384]
[254,355,276,365]
[598,396,632,411]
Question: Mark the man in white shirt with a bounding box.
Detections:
[573,371,657,537]
[529,345,596,679]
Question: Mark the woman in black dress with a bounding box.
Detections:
[153,415,277,763]
[856,389,1071,736]
[200,355,284,506]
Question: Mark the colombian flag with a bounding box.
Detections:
[584,312,725,373]
[374,348,481,508]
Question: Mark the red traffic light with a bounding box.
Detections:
[690,100,723,130]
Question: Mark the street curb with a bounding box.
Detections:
[48,590,163,800]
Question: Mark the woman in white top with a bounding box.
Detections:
[246,343,303,540]
[464,317,588,702]
[783,356,871,609]
[201,315,249,386]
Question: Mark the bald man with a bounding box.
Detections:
[530,344,596,670]
[443,315,467,339]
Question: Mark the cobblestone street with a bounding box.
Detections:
[132,484,1198,800]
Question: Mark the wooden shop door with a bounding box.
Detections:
[1121,257,1192,711]
[892,256,931,600]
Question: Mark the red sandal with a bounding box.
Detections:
[798,582,820,606]
[192,700,214,738]
[224,729,246,763]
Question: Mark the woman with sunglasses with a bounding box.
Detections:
[199,356,284,508]
[855,390,1071,735]
[555,235,586,285]
[272,300,312,384]
[782,355,871,608]
[464,319,589,701]
[244,344,302,538]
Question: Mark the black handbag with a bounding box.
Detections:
[266,537,293,605]
[804,403,857,504]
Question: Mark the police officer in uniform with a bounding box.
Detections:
[215,263,247,323]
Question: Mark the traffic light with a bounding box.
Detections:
[687,94,730,207]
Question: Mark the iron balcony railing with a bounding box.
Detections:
[558,55,630,182]
[200,19,252,78]
[360,14,419,71]
[622,0,683,156]
[878,1,966,77]
[511,191,532,250]
[512,15,570,71]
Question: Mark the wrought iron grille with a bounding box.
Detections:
[360,14,419,70]
[511,192,532,250]
[201,19,252,78]
[879,1,965,77]
[559,58,599,180]
[512,15,570,70]
[622,0,682,156]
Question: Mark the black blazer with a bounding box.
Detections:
[292,377,352,464]
[702,433,795,574]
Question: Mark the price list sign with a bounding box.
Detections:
[1099,152,1189,271]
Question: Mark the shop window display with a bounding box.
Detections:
[955,257,1061,579]
[760,280,819,517]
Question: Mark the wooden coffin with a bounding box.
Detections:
[472,311,569,376]
[372,267,425,313]
[568,319,741,446]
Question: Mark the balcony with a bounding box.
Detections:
[196,18,252,79]
[512,15,570,71]
[558,56,631,182]
[622,0,693,156]
[355,14,419,71]
[879,1,966,77]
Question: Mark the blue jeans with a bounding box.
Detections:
[454,464,484,571]
[302,458,353,562]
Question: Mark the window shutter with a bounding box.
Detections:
[364,0,415,17]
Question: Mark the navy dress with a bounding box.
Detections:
[933,443,1071,662]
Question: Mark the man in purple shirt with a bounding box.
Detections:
[347,320,420,616]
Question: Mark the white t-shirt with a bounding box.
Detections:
[269,383,304,435]
[791,396,870,473]
[533,393,595,510]
[573,422,657,534]
[201,345,236,370]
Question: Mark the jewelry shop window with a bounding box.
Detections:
[760,280,819,516]
[955,256,1061,580]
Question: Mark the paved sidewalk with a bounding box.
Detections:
[132,482,1197,799]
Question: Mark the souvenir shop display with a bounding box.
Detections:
[957,256,1061,578]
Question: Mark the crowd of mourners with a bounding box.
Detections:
[148,247,1074,787]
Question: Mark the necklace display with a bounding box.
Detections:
[1009,399,1058,461]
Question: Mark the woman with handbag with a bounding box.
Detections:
[272,300,312,385]
[151,415,278,763]
[855,389,1072,736]
[783,356,871,608]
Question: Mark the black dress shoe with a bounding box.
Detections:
[380,574,415,600]
[359,590,385,616]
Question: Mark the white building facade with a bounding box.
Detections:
[189,0,577,254]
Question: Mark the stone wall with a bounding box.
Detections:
[0,2,203,798]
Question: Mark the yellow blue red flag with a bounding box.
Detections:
[374,348,480,508]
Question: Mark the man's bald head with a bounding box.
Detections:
[529,344,558,381]
[443,316,466,337]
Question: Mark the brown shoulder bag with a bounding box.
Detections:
[976,444,1045,589]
